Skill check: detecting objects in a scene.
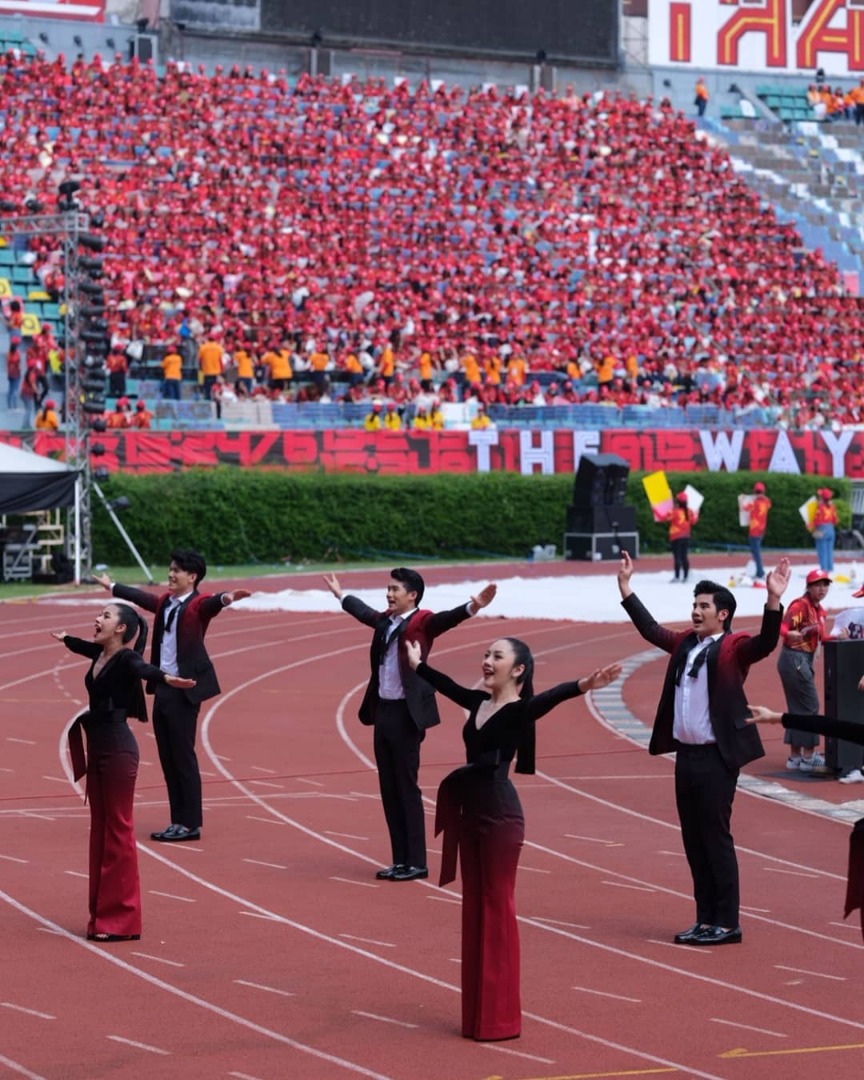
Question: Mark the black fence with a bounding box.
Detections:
[172,0,619,65]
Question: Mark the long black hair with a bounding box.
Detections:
[504,636,537,775]
[111,602,148,654]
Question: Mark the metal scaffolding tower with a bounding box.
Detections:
[0,193,108,581]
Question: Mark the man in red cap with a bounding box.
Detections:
[743,480,771,580]
[776,569,832,772]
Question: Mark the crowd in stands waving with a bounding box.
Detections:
[2,51,864,430]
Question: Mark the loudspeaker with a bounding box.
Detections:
[573,454,630,509]
[822,640,864,773]
[567,505,637,534]
[129,34,156,64]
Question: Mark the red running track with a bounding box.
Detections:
[2,561,863,1080]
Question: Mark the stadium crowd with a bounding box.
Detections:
[2,52,864,429]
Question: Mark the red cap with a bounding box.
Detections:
[806,569,831,586]
[43,398,55,409]
[753,481,766,493]
[817,488,833,499]
[676,491,688,504]
[136,400,146,409]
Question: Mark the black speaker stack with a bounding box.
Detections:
[822,640,864,773]
[563,454,639,561]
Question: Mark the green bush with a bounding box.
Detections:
[90,468,852,564]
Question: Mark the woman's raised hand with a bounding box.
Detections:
[405,640,422,670]
[581,662,623,692]
[50,631,67,642]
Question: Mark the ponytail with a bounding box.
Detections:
[112,602,148,654]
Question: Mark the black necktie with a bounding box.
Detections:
[687,644,710,679]
[675,639,710,685]
[165,602,180,632]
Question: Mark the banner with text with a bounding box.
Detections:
[6,427,864,478]
[648,0,864,78]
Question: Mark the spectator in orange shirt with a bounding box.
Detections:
[34,397,59,431]
[106,398,132,429]
[132,400,153,429]
[461,350,481,387]
[810,487,839,573]
[233,347,254,396]
[663,492,698,584]
[198,337,224,400]
[695,77,709,118]
[309,346,331,394]
[161,347,183,401]
[852,79,864,127]
[742,481,771,581]
[470,402,492,429]
[261,343,292,392]
[106,346,128,398]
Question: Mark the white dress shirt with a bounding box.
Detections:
[378,610,415,700]
[160,593,192,676]
[673,633,721,745]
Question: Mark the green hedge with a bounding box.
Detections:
[90,469,852,565]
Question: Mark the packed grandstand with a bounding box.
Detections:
[1,42,864,433]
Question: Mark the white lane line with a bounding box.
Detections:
[246,815,287,826]
[532,917,591,929]
[0,1052,47,1079]
[7,738,37,745]
[229,1072,265,1080]
[329,877,378,889]
[148,891,196,903]
[339,934,396,948]
[63,870,88,879]
[295,777,324,787]
[774,965,847,981]
[1,1002,56,1019]
[248,780,285,790]
[2,891,396,1080]
[106,1035,170,1055]
[249,766,277,774]
[351,1012,417,1029]
[325,831,369,841]
[564,834,622,845]
[480,1043,555,1064]
[242,859,289,870]
[571,986,641,1003]
[763,867,822,879]
[601,880,657,892]
[130,953,185,968]
[710,1017,787,1037]
[0,854,28,864]
[234,981,295,998]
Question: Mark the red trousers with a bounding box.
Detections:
[458,791,525,1041]
[85,725,141,938]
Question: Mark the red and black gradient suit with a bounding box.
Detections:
[111,584,227,832]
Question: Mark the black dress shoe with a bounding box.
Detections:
[691,925,742,946]
[673,923,710,945]
[153,824,200,842]
[87,933,141,942]
[375,865,401,880]
[391,865,428,881]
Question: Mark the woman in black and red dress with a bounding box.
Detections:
[406,636,621,1041]
[52,603,194,942]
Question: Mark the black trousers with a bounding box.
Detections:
[152,684,203,830]
[373,699,426,868]
[674,743,740,927]
[671,538,690,581]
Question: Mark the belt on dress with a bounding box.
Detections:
[67,709,129,784]
[434,752,508,887]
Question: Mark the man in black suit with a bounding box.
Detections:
[617,551,790,946]
[324,568,496,881]
[95,550,249,841]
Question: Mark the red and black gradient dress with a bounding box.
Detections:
[417,660,586,1042]
[777,713,864,941]
[63,638,166,939]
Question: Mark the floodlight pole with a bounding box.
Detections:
[91,481,154,584]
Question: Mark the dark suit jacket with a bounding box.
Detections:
[622,592,783,770]
[113,583,226,704]
[342,595,473,731]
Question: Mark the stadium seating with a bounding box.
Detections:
[1,52,862,432]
